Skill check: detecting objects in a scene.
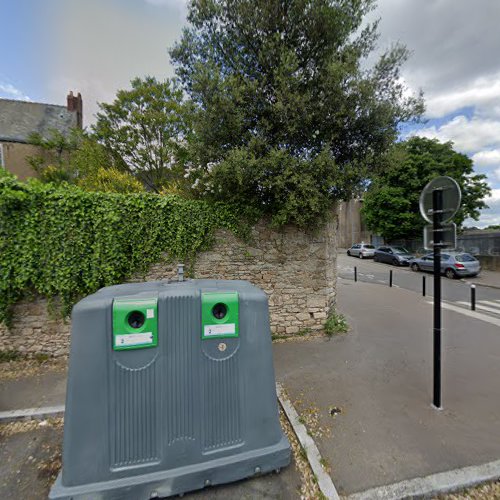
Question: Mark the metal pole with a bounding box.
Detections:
[389,270,393,287]
[471,284,476,311]
[422,275,426,297]
[432,188,443,409]
[178,263,184,282]
[354,266,357,282]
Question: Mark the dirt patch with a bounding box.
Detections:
[0,418,63,499]
[279,406,323,499]
[0,417,64,437]
[293,393,333,441]
[437,481,500,499]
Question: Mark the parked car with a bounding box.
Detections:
[347,243,375,259]
[410,252,481,279]
[374,246,414,266]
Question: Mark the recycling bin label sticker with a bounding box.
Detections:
[204,323,236,337]
[115,332,154,348]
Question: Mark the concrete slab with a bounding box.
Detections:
[273,279,500,496]
[0,369,67,411]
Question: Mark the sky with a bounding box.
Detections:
[1,0,500,227]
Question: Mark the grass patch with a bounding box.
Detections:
[324,312,348,336]
[33,353,51,362]
[297,328,311,337]
[0,350,22,363]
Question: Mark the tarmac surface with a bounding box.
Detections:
[274,277,500,496]
[0,370,66,412]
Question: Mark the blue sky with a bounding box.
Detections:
[1,0,500,227]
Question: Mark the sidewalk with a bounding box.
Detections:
[273,278,500,496]
[466,268,500,289]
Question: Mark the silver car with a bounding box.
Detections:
[373,246,414,266]
[410,252,481,279]
[347,243,376,259]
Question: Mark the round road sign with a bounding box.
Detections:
[419,176,461,223]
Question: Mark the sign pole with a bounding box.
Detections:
[432,188,443,409]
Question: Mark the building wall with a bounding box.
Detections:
[337,200,372,248]
[0,219,338,357]
[0,142,43,180]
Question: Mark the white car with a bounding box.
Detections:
[347,243,375,259]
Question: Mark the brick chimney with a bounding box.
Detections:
[67,91,83,128]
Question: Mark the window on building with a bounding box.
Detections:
[0,143,4,168]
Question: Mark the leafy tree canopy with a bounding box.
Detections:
[170,0,424,226]
[361,137,491,241]
[27,129,140,192]
[93,76,192,192]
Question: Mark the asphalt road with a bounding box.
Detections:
[338,253,500,319]
[274,279,500,495]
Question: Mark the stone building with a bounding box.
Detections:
[0,92,82,179]
[337,199,375,248]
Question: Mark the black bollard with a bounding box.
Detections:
[471,284,476,311]
[422,275,426,297]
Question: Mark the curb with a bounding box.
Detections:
[276,383,340,500]
[348,459,500,500]
[0,405,65,423]
[464,280,500,290]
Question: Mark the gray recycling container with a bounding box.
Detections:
[50,279,290,499]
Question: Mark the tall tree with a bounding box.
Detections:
[170,0,424,226]
[93,77,191,192]
[361,137,491,240]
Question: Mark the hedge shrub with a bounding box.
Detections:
[0,170,247,324]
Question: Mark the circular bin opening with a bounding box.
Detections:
[212,303,227,320]
[127,310,146,329]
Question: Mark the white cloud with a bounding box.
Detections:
[472,150,500,167]
[425,72,500,119]
[414,116,500,153]
[0,83,31,101]
[144,0,186,5]
[464,189,500,228]
[45,0,187,126]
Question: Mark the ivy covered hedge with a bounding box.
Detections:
[0,171,247,324]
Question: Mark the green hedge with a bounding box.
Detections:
[0,171,247,324]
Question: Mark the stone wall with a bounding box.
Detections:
[0,218,337,357]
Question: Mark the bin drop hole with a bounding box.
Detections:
[212,303,227,320]
[128,310,145,329]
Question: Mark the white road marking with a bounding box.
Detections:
[456,301,500,315]
[426,301,500,327]
[472,299,500,307]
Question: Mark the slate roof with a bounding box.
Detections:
[0,98,78,144]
